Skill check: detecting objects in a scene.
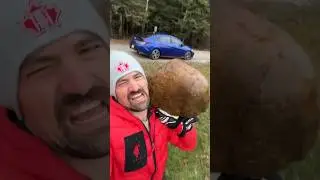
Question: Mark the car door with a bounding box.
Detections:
[157,36,171,57]
[169,36,186,57]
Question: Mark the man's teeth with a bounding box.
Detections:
[131,93,143,99]
[71,100,100,117]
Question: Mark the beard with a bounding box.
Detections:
[126,88,150,112]
[53,86,109,159]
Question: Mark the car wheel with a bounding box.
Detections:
[150,49,161,60]
[184,51,192,60]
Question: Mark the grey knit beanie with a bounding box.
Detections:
[110,51,146,97]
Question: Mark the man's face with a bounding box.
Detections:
[18,32,109,159]
[115,71,150,112]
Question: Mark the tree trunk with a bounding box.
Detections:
[125,18,129,38]
[119,14,123,38]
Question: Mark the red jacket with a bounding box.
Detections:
[0,107,88,180]
[110,97,197,180]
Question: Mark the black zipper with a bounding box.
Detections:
[140,110,157,180]
[149,119,157,180]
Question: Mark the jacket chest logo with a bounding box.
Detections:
[124,131,147,172]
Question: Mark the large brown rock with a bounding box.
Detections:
[148,59,209,117]
[212,0,319,176]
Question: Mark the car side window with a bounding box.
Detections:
[159,36,170,43]
[171,37,182,45]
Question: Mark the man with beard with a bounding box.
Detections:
[109,51,198,180]
[0,0,109,179]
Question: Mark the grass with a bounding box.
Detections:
[140,60,210,180]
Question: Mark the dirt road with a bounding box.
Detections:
[111,39,210,64]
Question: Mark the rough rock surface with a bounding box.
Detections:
[148,59,209,117]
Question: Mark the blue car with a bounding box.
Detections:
[129,33,194,60]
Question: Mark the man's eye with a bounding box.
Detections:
[117,80,127,86]
[135,75,143,79]
[79,44,102,54]
[26,66,50,78]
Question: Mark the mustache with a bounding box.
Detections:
[128,89,147,99]
[61,87,108,106]
[55,86,108,122]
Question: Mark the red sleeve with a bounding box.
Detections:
[167,123,197,151]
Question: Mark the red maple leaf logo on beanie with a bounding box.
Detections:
[23,0,62,35]
[117,62,130,73]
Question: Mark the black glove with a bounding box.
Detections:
[155,108,181,129]
[155,108,198,137]
[178,116,198,137]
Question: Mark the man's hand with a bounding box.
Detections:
[155,108,198,137]
[155,108,181,129]
[178,116,198,137]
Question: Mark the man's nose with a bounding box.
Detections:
[128,80,140,92]
[58,63,93,95]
